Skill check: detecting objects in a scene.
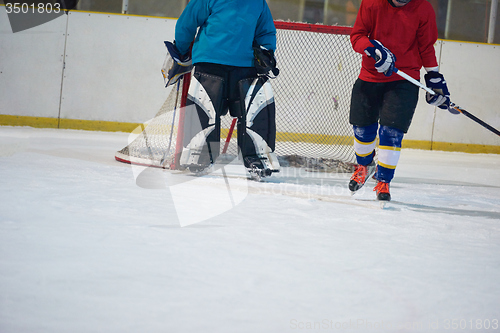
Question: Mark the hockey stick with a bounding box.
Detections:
[394,68,500,137]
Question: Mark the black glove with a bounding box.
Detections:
[253,42,279,77]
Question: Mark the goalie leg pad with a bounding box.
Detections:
[180,72,225,168]
[237,77,279,172]
[246,129,280,171]
[179,126,217,168]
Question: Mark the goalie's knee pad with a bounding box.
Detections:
[237,76,279,172]
[180,72,225,168]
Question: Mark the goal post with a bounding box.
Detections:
[115,22,360,172]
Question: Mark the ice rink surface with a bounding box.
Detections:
[1,126,499,333]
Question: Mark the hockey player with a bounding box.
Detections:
[348,0,453,201]
[165,0,280,179]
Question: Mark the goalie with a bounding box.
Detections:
[163,0,280,179]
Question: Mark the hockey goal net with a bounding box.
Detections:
[115,22,360,172]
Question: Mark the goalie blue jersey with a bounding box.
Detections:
[175,0,276,68]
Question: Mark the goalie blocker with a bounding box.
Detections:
[179,62,280,177]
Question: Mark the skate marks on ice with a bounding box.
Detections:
[215,166,500,219]
[349,178,500,218]
[384,177,500,219]
[279,170,500,218]
[395,201,500,219]
[354,198,500,219]
[165,164,500,219]
[269,169,500,219]
[128,158,500,224]
[162,163,250,227]
[293,191,500,219]
[396,176,500,189]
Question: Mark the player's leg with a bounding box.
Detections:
[374,80,419,200]
[179,64,227,172]
[348,79,383,192]
[227,69,279,178]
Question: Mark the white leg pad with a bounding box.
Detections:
[180,126,216,166]
[246,129,280,171]
[244,79,275,128]
[187,75,217,126]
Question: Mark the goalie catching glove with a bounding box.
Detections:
[161,41,193,87]
[424,71,454,112]
[253,42,279,77]
[364,40,396,77]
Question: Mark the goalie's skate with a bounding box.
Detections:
[186,163,213,176]
[244,156,274,181]
[247,165,273,182]
[349,161,376,193]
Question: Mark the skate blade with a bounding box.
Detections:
[187,164,213,176]
[248,171,263,182]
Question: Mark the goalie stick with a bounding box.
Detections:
[394,68,500,137]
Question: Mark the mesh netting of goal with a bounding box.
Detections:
[115,22,360,172]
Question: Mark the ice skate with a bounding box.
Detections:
[373,181,391,201]
[244,156,273,181]
[186,163,213,176]
[349,161,376,193]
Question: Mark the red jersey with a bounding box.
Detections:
[350,0,439,82]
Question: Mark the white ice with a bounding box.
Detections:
[1,126,499,333]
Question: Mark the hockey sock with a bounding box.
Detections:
[353,123,378,165]
[375,125,404,183]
